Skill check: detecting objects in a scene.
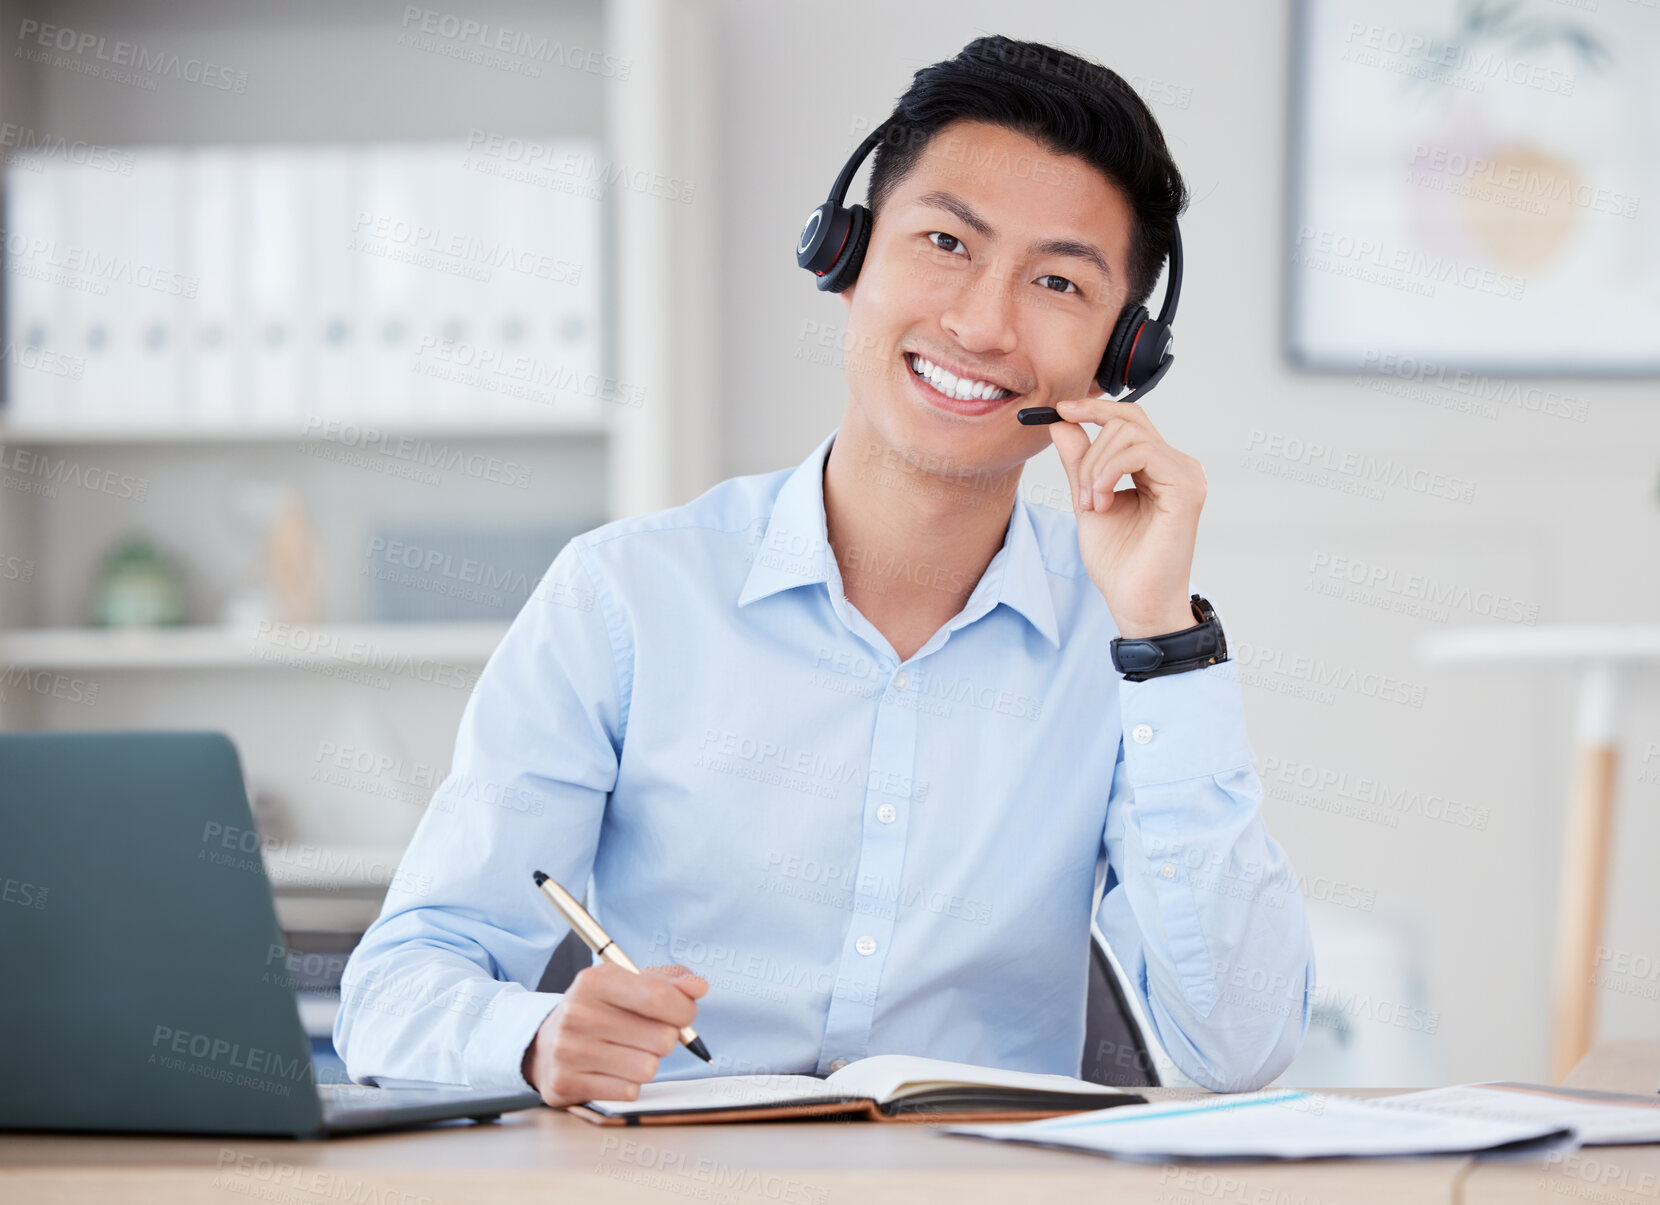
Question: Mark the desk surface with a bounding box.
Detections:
[4,1045,1657,1205]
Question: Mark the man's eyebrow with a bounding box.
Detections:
[1029,236,1114,285]
[914,189,1114,284]
[917,190,993,239]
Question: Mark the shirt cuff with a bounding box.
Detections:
[1118,659,1254,788]
[461,988,564,1092]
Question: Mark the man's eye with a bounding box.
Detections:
[1037,274,1079,294]
[927,232,966,256]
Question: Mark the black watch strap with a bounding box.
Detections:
[1110,594,1229,682]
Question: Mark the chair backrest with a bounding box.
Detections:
[536,929,1160,1087]
[1080,934,1161,1086]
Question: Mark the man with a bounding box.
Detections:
[336,35,1314,1106]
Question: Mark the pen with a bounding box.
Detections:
[531,870,712,1063]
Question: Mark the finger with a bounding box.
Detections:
[1047,420,1093,510]
[561,1000,681,1057]
[1088,446,1193,512]
[543,1066,645,1107]
[643,963,711,1000]
[1054,397,1157,432]
[1079,420,1145,487]
[1080,428,1156,511]
[1085,446,1150,513]
[554,1028,665,1081]
[588,966,701,1028]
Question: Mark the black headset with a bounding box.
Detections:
[795,120,1182,421]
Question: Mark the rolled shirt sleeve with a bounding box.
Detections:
[1096,654,1315,1092]
[333,540,629,1091]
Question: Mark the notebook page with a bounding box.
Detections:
[825,1055,1131,1104]
[586,1073,841,1115]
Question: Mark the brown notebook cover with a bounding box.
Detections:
[568,1095,1149,1126]
[567,1075,1149,1127]
[564,1055,1149,1127]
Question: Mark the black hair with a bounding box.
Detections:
[867,35,1187,312]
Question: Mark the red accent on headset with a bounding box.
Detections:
[1123,322,1147,387]
[815,222,852,277]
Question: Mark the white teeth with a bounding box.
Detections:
[907,354,1011,403]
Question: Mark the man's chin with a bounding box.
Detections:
[848,398,1021,489]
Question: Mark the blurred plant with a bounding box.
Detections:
[89,536,187,628]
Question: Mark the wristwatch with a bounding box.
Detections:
[1110,594,1229,682]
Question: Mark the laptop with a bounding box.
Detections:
[0,730,544,1137]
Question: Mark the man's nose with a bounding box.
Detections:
[938,263,1019,356]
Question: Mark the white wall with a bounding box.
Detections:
[710,0,1660,1084]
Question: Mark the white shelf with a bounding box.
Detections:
[0,622,510,670]
[1418,626,1660,663]
[0,411,608,445]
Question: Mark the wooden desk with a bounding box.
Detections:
[4,1044,1656,1205]
[1463,1041,1660,1205]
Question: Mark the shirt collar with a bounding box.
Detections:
[738,429,1060,649]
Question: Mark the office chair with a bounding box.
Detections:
[537,928,1161,1087]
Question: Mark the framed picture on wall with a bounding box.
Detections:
[1284,0,1660,376]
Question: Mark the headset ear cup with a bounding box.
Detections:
[1125,319,1172,389]
[1097,304,1146,394]
[820,204,871,294]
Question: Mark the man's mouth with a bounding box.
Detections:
[904,352,1020,403]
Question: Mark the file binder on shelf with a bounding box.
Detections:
[0,137,608,437]
[1,161,71,428]
[181,146,247,428]
[243,146,304,425]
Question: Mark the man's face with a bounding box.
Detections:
[839,119,1135,483]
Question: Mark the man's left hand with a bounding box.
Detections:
[1047,397,1206,639]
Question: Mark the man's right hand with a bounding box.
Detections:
[521,962,709,1107]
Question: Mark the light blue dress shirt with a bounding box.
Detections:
[335,428,1314,1094]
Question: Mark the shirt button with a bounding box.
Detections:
[829,1059,850,1072]
[892,671,910,691]
[876,803,897,824]
[1160,862,1177,880]
[1132,723,1154,745]
[855,935,877,956]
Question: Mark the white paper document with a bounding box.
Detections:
[946,1089,1574,1161]
[1385,1083,1660,1147]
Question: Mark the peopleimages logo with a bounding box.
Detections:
[349,210,583,285]
[1244,429,1477,505]
[1,229,199,298]
[1406,144,1638,220]
[298,417,532,487]
[463,129,696,203]
[1226,639,1428,709]
[1340,20,1578,97]
[1355,351,1589,424]
[0,122,135,172]
[1306,551,1538,626]
[1260,755,1491,831]
[1292,225,1526,300]
[397,6,631,79]
[148,1023,311,1098]
[14,18,250,92]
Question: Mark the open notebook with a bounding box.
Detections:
[568,1054,1147,1126]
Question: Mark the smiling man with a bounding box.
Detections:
[336,35,1314,1106]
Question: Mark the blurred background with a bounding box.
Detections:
[1,0,1657,1091]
